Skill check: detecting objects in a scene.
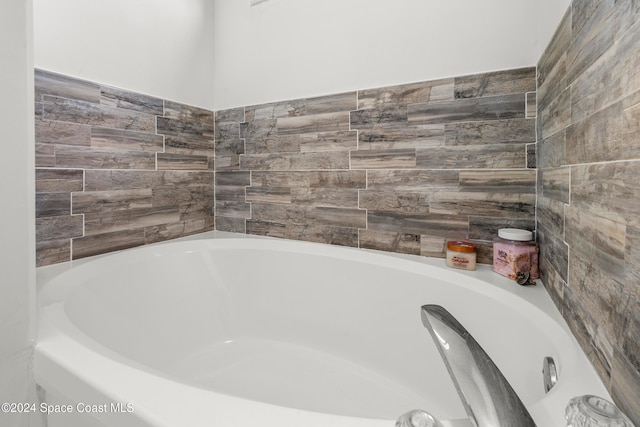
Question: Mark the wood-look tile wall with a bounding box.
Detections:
[537,1,640,423]
[35,69,215,266]
[215,67,537,263]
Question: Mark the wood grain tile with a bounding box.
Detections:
[164,100,214,126]
[36,193,71,218]
[359,230,421,255]
[299,131,357,152]
[367,211,469,238]
[36,169,83,193]
[215,216,246,233]
[611,348,640,425]
[429,191,535,218]
[538,6,571,88]
[357,79,453,110]
[366,170,459,190]
[315,206,366,229]
[468,217,535,241]
[72,229,146,260]
[416,144,526,169]
[276,111,350,135]
[36,215,83,241]
[454,67,536,99]
[408,93,526,124]
[54,145,156,170]
[240,151,349,171]
[459,170,536,193]
[36,238,71,267]
[541,167,570,203]
[567,0,615,85]
[359,190,429,214]
[35,118,91,146]
[350,149,416,169]
[356,124,444,150]
[91,127,163,152]
[43,95,156,132]
[101,85,163,115]
[444,118,535,146]
[157,153,211,170]
[35,69,100,103]
[309,170,366,188]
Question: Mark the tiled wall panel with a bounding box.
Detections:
[35,69,214,266]
[537,1,640,423]
[215,67,537,263]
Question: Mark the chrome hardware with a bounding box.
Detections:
[396,409,443,427]
[543,356,558,393]
[421,304,537,427]
[566,395,636,427]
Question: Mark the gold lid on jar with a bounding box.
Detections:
[446,240,477,253]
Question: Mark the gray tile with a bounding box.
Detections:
[35,68,101,103]
[454,67,536,99]
[408,93,526,124]
[358,230,421,255]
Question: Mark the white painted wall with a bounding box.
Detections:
[212,0,568,110]
[0,1,36,427]
[33,0,215,110]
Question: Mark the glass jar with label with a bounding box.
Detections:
[492,228,539,280]
[445,240,477,271]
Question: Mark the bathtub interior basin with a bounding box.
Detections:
[35,231,610,427]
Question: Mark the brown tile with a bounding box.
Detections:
[164,100,214,126]
[157,153,211,170]
[538,7,571,88]
[72,189,152,213]
[315,207,366,229]
[367,211,469,238]
[35,118,91,146]
[356,124,445,150]
[350,149,416,169]
[567,0,615,85]
[36,169,83,193]
[611,348,640,425]
[54,145,156,170]
[408,93,526,124]
[36,193,70,218]
[468,217,535,241]
[454,67,536,99]
[459,170,536,193]
[42,96,156,132]
[416,144,526,169]
[36,239,71,267]
[91,127,163,152]
[215,216,246,233]
[366,170,459,190]
[299,131,357,152]
[359,230,421,255]
[35,68,100,103]
[82,206,181,236]
[429,191,535,218]
[444,118,535,146]
[72,228,146,259]
[100,85,164,115]
[276,111,350,135]
[240,151,349,171]
[357,78,453,110]
[541,167,571,203]
[359,190,429,214]
[309,170,366,189]
[36,215,83,241]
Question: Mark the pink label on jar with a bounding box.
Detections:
[493,241,539,280]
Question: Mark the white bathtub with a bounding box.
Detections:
[35,231,609,427]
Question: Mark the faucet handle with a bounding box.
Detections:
[396,409,443,427]
[566,395,636,427]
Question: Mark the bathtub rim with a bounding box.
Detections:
[35,231,611,427]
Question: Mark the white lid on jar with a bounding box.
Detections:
[498,228,533,241]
